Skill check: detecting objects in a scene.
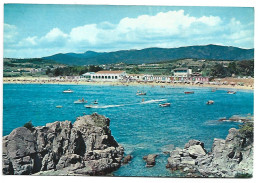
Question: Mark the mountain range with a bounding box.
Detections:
[42,44,254,66]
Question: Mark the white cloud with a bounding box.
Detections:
[221,18,254,47]
[18,36,38,47]
[4,23,18,44]
[69,24,99,44]
[65,10,223,45]
[17,28,69,48]
[196,16,222,26]
[41,28,68,42]
[4,10,254,58]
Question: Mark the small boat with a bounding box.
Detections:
[184,91,194,94]
[63,89,73,93]
[227,91,236,94]
[206,100,214,105]
[93,100,98,104]
[136,91,146,95]
[85,105,94,108]
[159,103,171,107]
[56,105,62,108]
[74,99,87,104]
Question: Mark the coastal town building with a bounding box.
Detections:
[189,72,209,83]
[80,70,208,83]
[126,74,173,83]
[173,68,192,81]
[81,72,95,80]
[127,74,145,82]
[82,70,127,81]
[51,76,81,81]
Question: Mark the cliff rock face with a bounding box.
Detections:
[166,128,253,177]
[2,113,124,175]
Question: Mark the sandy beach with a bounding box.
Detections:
[3,76,254,90]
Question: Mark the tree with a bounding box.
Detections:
[46,68,51,75]
[210,63,230,78]
[54,68,62,76]
[89,65,103,72]
[237,60,254,77]
[130,66,140,74]
[228,62,237,76]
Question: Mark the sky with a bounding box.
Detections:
[4,4,254,58]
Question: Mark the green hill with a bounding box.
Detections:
[42,44,254,66]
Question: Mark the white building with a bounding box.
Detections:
[81,72,95,80]
[82,70,126,82]
[173,68,192,81]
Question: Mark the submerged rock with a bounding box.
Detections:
[143,154,158,167]
[166,127,253,177]
[122,155,133,165]
[2,113,124,175]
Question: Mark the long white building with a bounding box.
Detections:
[81,70,126,81]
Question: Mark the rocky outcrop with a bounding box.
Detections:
[166,127,253,177]
[2,113,124,175]
[122,155,133,165]
[143,154,158,167]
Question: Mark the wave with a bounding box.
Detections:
[89,104,124,109]
[140,99,167,104]
[85,99,167,109]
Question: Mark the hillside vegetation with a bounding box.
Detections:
[42,45,254,66]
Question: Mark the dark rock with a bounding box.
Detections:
[143,154,158,167]
[2,113,124,175]
[122,155,132,164]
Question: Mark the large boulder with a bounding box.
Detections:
[166,127,253,177]
[143,154,158,167]
[2,113,124,175]
[187,145,206,158]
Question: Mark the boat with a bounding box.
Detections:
[184,91,194,94]
[93,100,98,104]
[74,99,87,104]
[56,105,62,108]
[206,100,214,105]
[85,105,94,108]
[136,91,146,95]
[63,89,73,93]
[159,103,171,107]
[227,91,236,94]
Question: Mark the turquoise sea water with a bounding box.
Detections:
[3,84,254,177]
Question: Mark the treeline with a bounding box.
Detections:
[210,60,254,78]
[46,65,103,76]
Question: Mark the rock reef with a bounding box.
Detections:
[166,127,253,177]
[143,154,158,167]
[2,113,124,175]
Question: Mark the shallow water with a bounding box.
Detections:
[3,84,254,177]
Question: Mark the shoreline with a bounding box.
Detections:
[3,77,254,90]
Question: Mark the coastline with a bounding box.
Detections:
[3,77,254,90]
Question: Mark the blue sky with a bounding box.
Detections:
[4,4,254,58]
